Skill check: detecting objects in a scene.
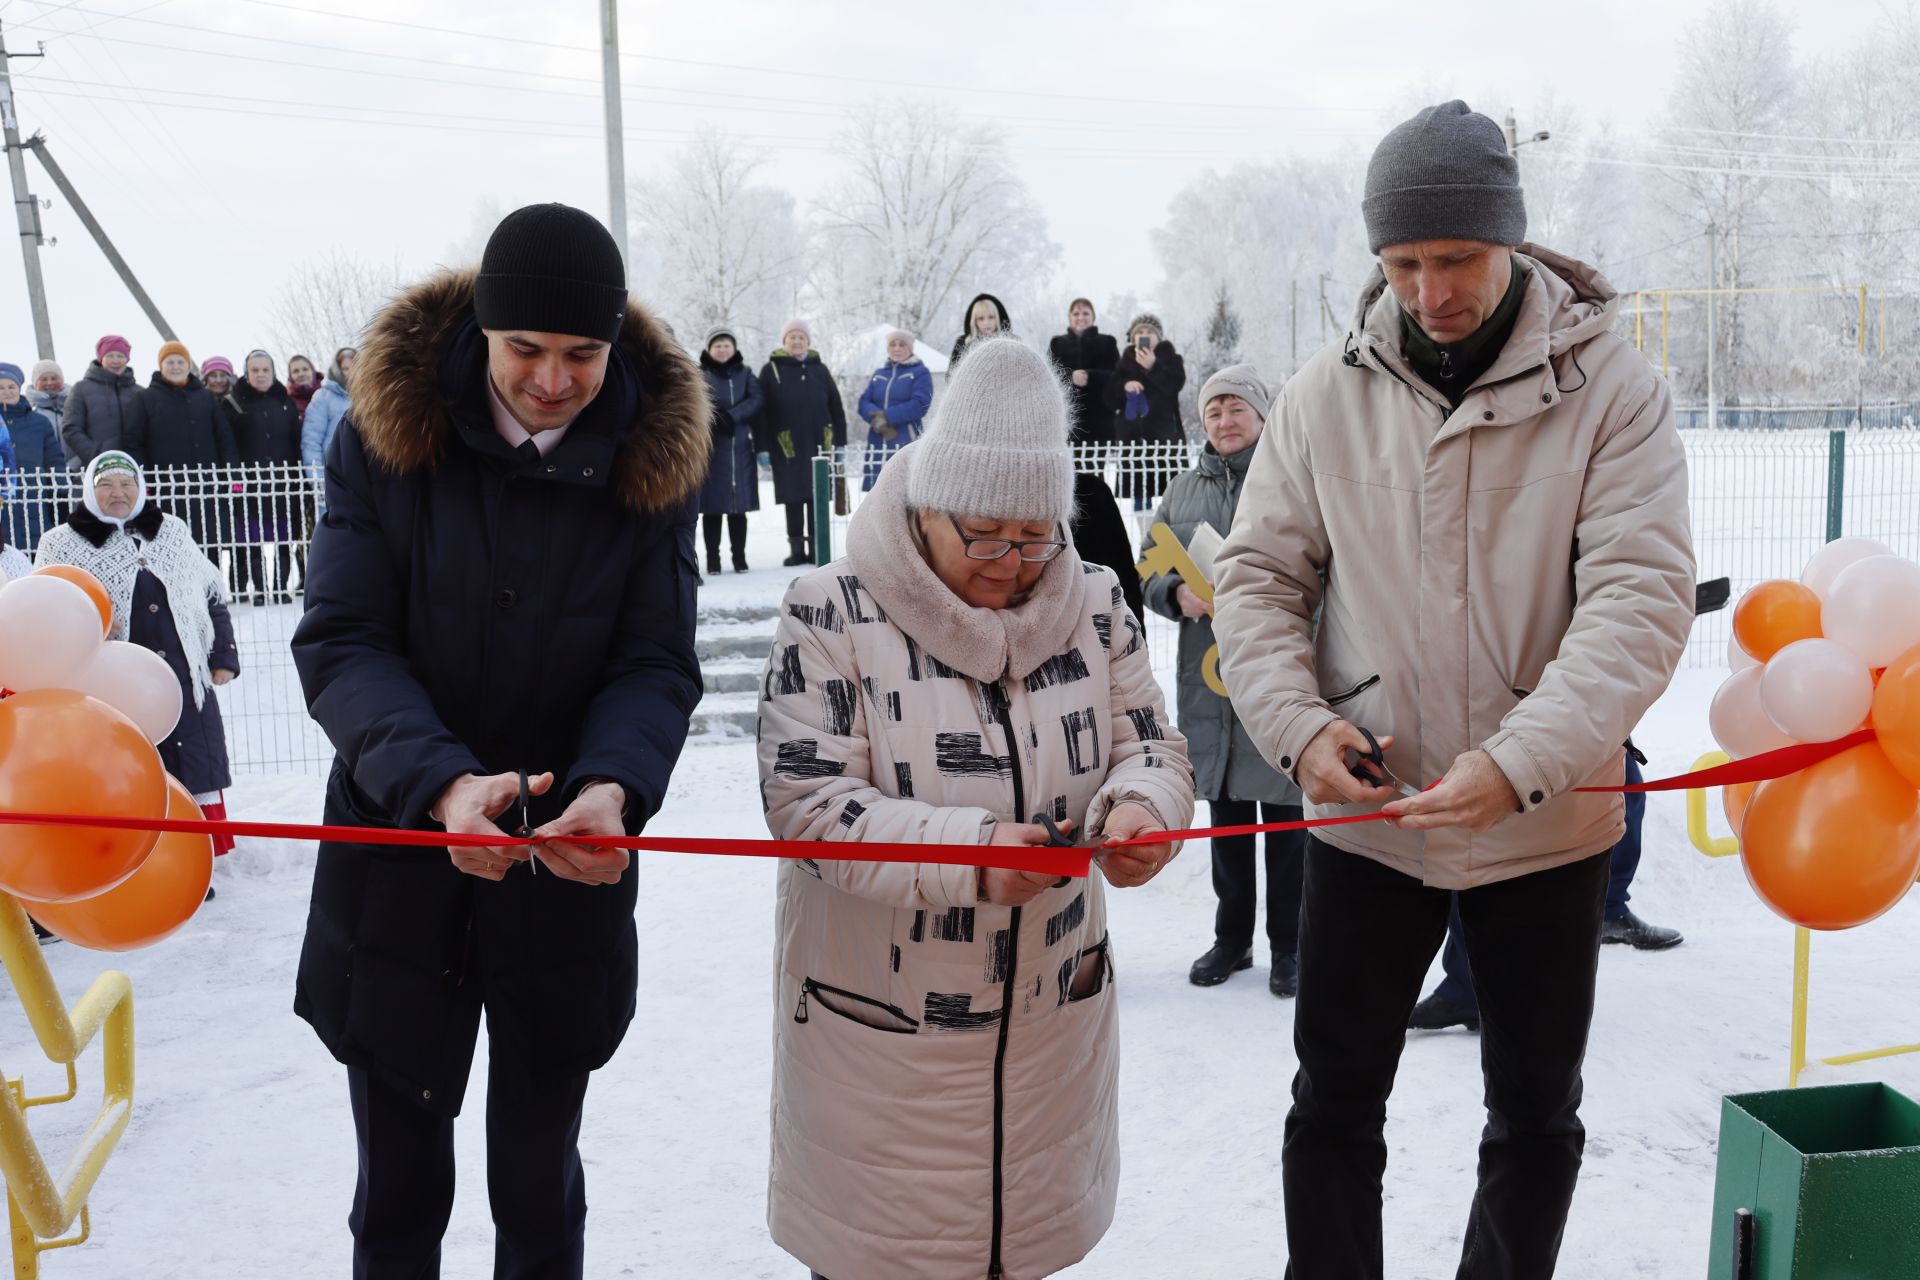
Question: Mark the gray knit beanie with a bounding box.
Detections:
[703,325,737,351]
[1199,363,1271,421]
[907,337,1074,525]
[1363,100,1526,254]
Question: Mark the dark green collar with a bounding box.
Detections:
[1399,257,1525,408]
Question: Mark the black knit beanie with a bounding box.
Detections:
[473,203,628,343]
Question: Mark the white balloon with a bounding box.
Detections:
[72,641,182,745]
[1802,536,1896,600]
[1823,554,1920,669]
[0,576,105,693]
[1729,634,1758,672]
[1760,638,1874,743]
[1710,666,1797,760]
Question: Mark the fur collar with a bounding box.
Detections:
[351,268,710,514]
[847,441,1087,684]
[67,504,164,548]
[699,349,745,376]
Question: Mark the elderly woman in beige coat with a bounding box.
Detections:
[757,336,1195,1280]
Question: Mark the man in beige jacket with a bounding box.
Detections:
[1213,100,1695,1278]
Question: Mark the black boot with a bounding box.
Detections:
[1601,910,1684,950]
[1408,992,1480,1032]
[733,552,750,573]
[706,549,723,578]
[1269,953,1299,998]
[1189,942,1253,987]
[783,539,811,568]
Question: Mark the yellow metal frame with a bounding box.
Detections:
[1683,752,1920,1087]
[0,894,134,1277]
[1633,284,1887,378]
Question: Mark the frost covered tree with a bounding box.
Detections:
[630,131,805,351]
[1198,283,1243,383]
[1150,155,1366,378]
[810,101,1059,342]
[267,249,402,365]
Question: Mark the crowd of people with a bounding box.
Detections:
[0,339,358,603]
[9,97,1711,1280]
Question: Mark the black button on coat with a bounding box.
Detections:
[290,268,711,1117]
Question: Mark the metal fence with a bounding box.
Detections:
[12,430,1915,779]
[1672,403,1920,431]
[10,463,331,779]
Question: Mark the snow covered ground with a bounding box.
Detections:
[4,484,1919,1279]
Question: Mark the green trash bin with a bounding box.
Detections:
[1708,1082,1920,1278]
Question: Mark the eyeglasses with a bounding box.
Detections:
[947,516,1068,563]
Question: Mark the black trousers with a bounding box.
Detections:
[1282,839,1608,1280]
[347,1046,591,1280]
[1209,798,1305,958]
[703,512,748,562]
[783,500,815,550]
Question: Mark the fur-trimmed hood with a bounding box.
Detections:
[349,267,710,514]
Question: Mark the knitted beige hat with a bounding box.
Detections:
[906,336,1074,525]
[1199,363,1272,421]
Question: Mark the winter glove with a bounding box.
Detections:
[710,406,735,437]
[1124,388,1150,421]
[776,430,795,460]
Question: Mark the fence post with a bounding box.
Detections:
[1826,428,1847,544]
[812,452,832,566]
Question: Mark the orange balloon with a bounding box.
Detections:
[1733,579,1824,663]
[0,689,166,903]
[31,565,113,638]
[1741,742,1920,930]
[1723,781,1757,837]
[1875,643,1920,790]
[27,777,212,950]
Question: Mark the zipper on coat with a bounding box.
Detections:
[1326,674,1381,707]
[987,682,1024,1280]
[793,977,921,1031]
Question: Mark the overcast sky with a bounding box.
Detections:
[0,0,1892,370]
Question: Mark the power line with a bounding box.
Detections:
[218,0,1386,117]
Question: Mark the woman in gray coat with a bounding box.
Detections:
[1143,364,1306,996]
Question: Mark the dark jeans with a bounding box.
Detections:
[1283,839,1608,1279]
[783,500,815,551]
[347,1047,590,1280]
[1435,755,1644,1008]
[1209,798,1306,958]
[703,512,748,563]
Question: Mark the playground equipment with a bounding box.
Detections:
[0,896,133,1277]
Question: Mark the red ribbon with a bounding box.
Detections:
[0,732,1870,879]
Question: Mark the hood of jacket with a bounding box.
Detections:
[350,268,710,514]
[1349,243,1618,391]
[959,292,1013,341]
[232,377,293,408]
[146,369,207,395]
[84,361,135,392]
[846,439,1087,684]
[311,377,350,408]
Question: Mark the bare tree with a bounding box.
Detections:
[267,249,404,364]
[811,100,1059,342]
[630,131,805,350]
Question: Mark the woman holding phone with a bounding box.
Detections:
[1103,313,1187,510]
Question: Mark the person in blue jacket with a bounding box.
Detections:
[299,346,357,516]
[696,325,763,576]
[0,362,54,551]
[288,204,707,1278]
[855,327,933,491]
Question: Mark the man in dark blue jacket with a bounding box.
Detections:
[290,203,708,1279]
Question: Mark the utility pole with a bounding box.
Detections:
[1706,220,1718,431]
[0,22,54,360]
[1289,278,1298,368]
[599,0,629,269]
[27,137,174,341]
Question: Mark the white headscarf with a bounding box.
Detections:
[82,450,147,530]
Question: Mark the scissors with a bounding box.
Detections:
[1344,727,1421,799]
[515,768,537,875]
[1036,812,1078,887]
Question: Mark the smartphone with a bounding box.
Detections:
[1135,334,1152,351]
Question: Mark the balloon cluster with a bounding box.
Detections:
[0,566,214,950]
[1711,539,1920,930]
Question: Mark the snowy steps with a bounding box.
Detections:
[692,601,777,741]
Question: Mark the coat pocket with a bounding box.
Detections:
[1066,934,1113,1004]
[795,977,921,1035]
[1325,673,1381,708]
